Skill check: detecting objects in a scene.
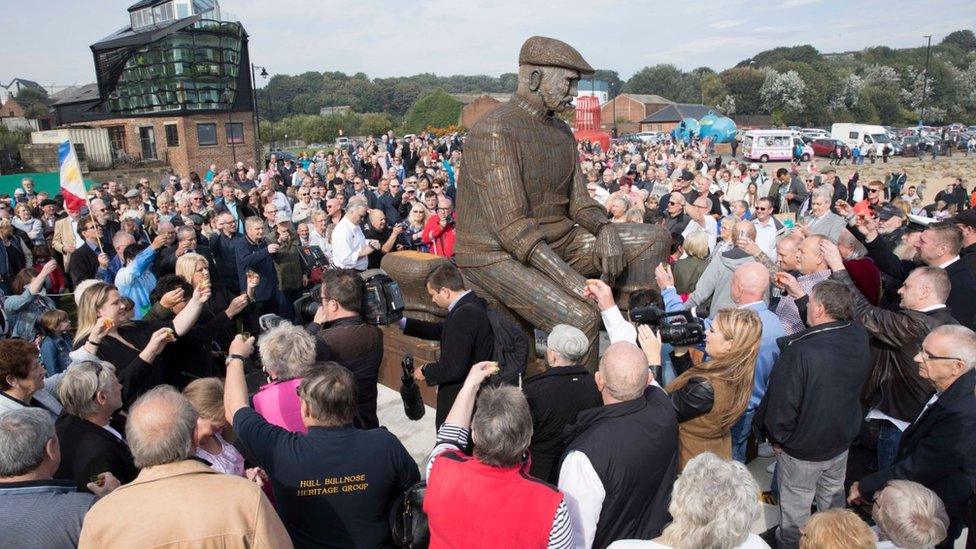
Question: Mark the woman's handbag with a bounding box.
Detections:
[390,481,429,548]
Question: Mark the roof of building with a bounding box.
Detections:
[128,0,170,12]
[450,93,512,105]
[640,103,712,123]
[620,93,673,105]
[52,84,100,106]
[4,78,46,92]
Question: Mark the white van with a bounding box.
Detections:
[830,124,892,156]
[741,129,812,162]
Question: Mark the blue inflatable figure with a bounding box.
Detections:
[698,110,738,143]
[672,118,700,143]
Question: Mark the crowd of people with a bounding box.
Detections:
[0,127,975,549]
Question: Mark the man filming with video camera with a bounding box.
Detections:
[305,269,383,429]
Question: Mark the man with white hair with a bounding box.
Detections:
[523,324,602,482]
[0,408,118,549]
[331,202,378,271]
[79,386,291,548]
[851,324,976,548]
[559,342,678,547]
[871,480,949,549]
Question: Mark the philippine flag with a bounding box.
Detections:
[58,140,88,213]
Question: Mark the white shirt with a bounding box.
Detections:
[937,256,960,269]
[681,215,717,253]
[559,451,606,549]
[103,423,124,441]
[70,217,84,248]
[331,217,368,270]
[753,217,779,259]
[308,227,332,257]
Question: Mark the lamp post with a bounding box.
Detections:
[222,89,237,165]
[610,82,617,138]
[920,35,932,126]
[250,63,268,141]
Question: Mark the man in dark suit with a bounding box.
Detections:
[54,362,138,492]
[860,220,976,329]
[67,217,110,285]
[400,262,494,428]
[209,212,241,293]
[235,216,279,332]
[153,225,215,280]
[850,324,976,549]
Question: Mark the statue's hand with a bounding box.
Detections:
[595,224,625,282]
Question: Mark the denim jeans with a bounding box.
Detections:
[877,421,903,470]
[731,410,754,463]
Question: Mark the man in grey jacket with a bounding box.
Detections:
[686,220,764,318]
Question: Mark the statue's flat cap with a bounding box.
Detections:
[518,36,594,74]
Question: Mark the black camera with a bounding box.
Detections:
[360,269,404,325]
[629,306,706,347]
[293,270,405,326]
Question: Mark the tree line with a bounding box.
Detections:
[255,29,976,144]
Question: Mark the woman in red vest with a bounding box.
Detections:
[424,362,574,548]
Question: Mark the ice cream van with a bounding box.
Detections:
[741,129,812,162]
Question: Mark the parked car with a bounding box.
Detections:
[801,128,830,140]
[811,138,850,159]
[899,135,935,156]
[265,150,298,163]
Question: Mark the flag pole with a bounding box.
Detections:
[84,196,105,255]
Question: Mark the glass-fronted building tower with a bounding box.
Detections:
[53,0,257,176]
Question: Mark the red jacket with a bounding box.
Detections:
[425,450,562,549]
[423,213,457,257]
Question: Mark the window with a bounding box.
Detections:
[153,2,175,24]
[225,123,244,144]
[849,132,859,139]
[165,124,179,146]
[108,126,125,156]
[196,123,217,145]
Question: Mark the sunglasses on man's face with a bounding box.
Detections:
[754,206,768,212]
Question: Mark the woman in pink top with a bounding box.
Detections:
[251,323,319,433]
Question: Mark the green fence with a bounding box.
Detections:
[0,172,96,197]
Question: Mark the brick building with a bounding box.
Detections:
[452,93,511,128]
[52,0,258,176]
[639,103,712,134]
[600,94,673,135]
[0,97,27,119]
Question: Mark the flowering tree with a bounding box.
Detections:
[760,69,806,114]
[830,74,863,109]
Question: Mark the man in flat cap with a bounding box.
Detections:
[456,36,668,368]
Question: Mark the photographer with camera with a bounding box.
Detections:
[655,261,786,464]
[362,209,403,270]
[309,269,383,430]
[423,195,456,257]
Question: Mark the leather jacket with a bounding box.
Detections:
[832,270,958,422]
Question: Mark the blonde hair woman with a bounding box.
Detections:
[643,308,762,469]
[174,252,252,334]
[183,377,264,485]
[74,281,208,410]
[672,231,711,296]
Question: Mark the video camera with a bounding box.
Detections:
[629,305,706,347]
[298,245,332,284]
[293,269,405,326]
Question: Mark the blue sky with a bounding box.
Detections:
[2,0,974,92]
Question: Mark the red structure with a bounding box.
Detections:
[573,95,611,150]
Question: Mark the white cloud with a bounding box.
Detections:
[709,19,746,29]
[778,0,822,8]
[0,0,973,85]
